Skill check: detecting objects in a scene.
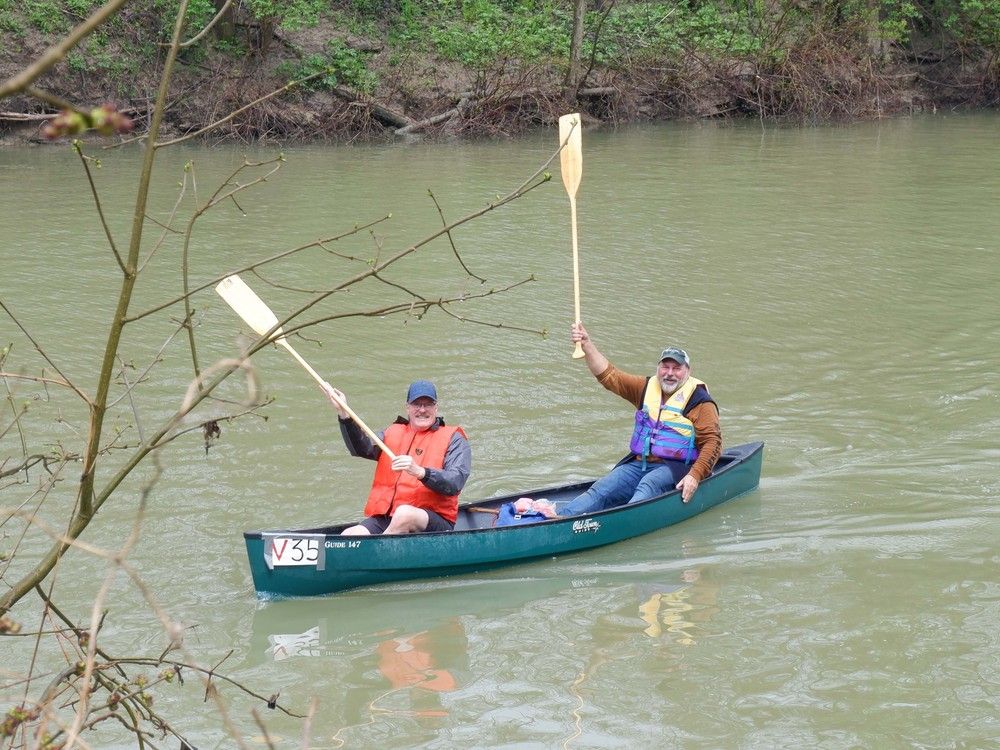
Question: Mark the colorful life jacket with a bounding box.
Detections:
[628,376,706,466]
[365,422,466,523]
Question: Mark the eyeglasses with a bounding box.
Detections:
[407,401,437,411]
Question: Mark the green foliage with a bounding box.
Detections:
[935,0,1000,47]
[327,5,380,38]
[66,50,87,71]
[279,39,379,92]
[382,0,763,69]
[351,0,397,14]
[428,4,562,64]
[0,0,26,34]
[24,0,69,34]
[244,0,327,29]
[710,0,1000,55]
[3,0,999,111]
[390,0,569,66]
[64,0,101,16]
[596,1,761,63]
[800,0,1000,51]
[326,38,380,91]
[84,30,138,78]
[151,0,215,39]
[56,28,140,92]
[214,37,248,57]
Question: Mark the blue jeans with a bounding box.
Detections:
[558,459,689,517]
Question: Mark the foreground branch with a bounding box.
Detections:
[0,0,130,99]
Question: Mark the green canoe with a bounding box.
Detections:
[244,441,764,599]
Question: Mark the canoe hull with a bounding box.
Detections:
[244,441,763,598]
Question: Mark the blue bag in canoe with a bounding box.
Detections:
[495,502,550,527]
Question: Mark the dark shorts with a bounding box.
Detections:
[359,509,455,534]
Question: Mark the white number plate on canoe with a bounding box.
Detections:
[269,537,319,566]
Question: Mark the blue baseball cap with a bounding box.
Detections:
[406,380,438,403]
[659,347,690,367]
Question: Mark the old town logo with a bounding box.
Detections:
[572,518,600,534]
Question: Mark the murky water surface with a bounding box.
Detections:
[1,113,998,748]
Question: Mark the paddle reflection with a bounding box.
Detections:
[634,567,720,644]
[577,565,722,655]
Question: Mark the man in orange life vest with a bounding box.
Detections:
[557,322,721,517]
[322,380,471,535]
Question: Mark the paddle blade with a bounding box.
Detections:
[558,113,582,197]
[215,275,284,340]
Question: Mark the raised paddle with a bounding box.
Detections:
[558,112,585,359]
[214,274,397,459]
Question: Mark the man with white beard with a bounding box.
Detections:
[557,322,721,517]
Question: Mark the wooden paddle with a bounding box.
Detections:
[214,274,397,459]
[558,112,585,359]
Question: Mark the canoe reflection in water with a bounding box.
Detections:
[266,626,321,661]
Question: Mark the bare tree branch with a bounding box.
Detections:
[74,142,125,273]
[0,371,78,390]
[106,320,187,411]
[126,216,392,322]
[138,164,193,274]
[179,156,285,384]
[220,158,554,355]
[0,452,73,482]
[286,276,542,335]
[427,189,487,282]
[0,301,90,404]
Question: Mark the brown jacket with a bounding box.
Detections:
[595,363,722,482]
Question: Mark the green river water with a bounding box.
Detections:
[1,113,998,748]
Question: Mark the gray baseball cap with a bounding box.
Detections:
[659,347,690,367]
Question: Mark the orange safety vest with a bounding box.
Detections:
[365,422,466,523]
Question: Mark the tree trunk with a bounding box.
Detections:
[866,0,887,62]
[213,0,235,42]
[258,17,275,57]
[564,0,587,96]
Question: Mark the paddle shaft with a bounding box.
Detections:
[215,275,396,459]
[568,194,584,359]
[276,339,397,460]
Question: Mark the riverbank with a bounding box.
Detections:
[2,0,997,145]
